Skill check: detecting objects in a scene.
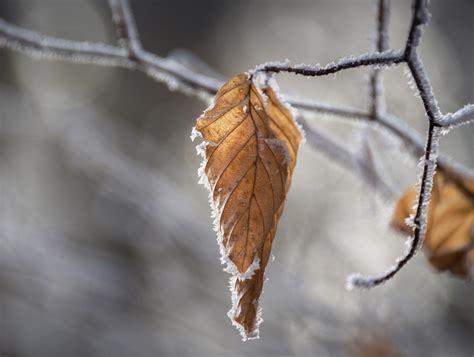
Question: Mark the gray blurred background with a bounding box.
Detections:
[0,1,473,356]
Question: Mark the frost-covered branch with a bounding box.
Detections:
[0,18,133,66]
[404,0,429,59]
[0,17,396,118]
[375,0,391,55]
[403,0,441,124]
[368,0,390,118]
[107,0,142,56]
[257,50,404,77]
[441,104,474,128]
[0,17,221,96]
[406,55,442,124]
[0,10,459,170]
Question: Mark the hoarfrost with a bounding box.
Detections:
[441,104,474,128]
[251,59,290,74]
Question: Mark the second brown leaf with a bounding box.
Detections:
[392,173,474,278]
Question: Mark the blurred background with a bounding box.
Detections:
[0,0,473,356]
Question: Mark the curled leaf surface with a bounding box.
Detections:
[194,73,302,340]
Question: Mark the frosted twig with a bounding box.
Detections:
[403,0,441,124]
[404,0,429,58]
[107,0,142,56]
[0,18,133,66]
[441,104,474,128]
[406,54,442,124]
[258,50,404,77]
[375,0,391,53]
[0,18,221,94]
[368,0,390,118]
[0,7,470,171]
[0,18,394,119]
[1,11,463,173]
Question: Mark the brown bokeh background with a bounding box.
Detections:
[0,1,473,356]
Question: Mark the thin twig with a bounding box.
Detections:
[1,13,460,177]
[258,50,404,77]
[404,0,429,58]
[375,0,391,53]
[0,15,465,144]
[441,104,474,128]
[107,0,143,57]
[0,18,221,94]
[404,0,442,124]
[0,18,391,118]
[369,0,390,118]
[406,55,442,124]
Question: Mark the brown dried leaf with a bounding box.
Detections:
[392,173,474,278]
[193,73,302,340]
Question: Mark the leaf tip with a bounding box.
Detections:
[227,278,263,342]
